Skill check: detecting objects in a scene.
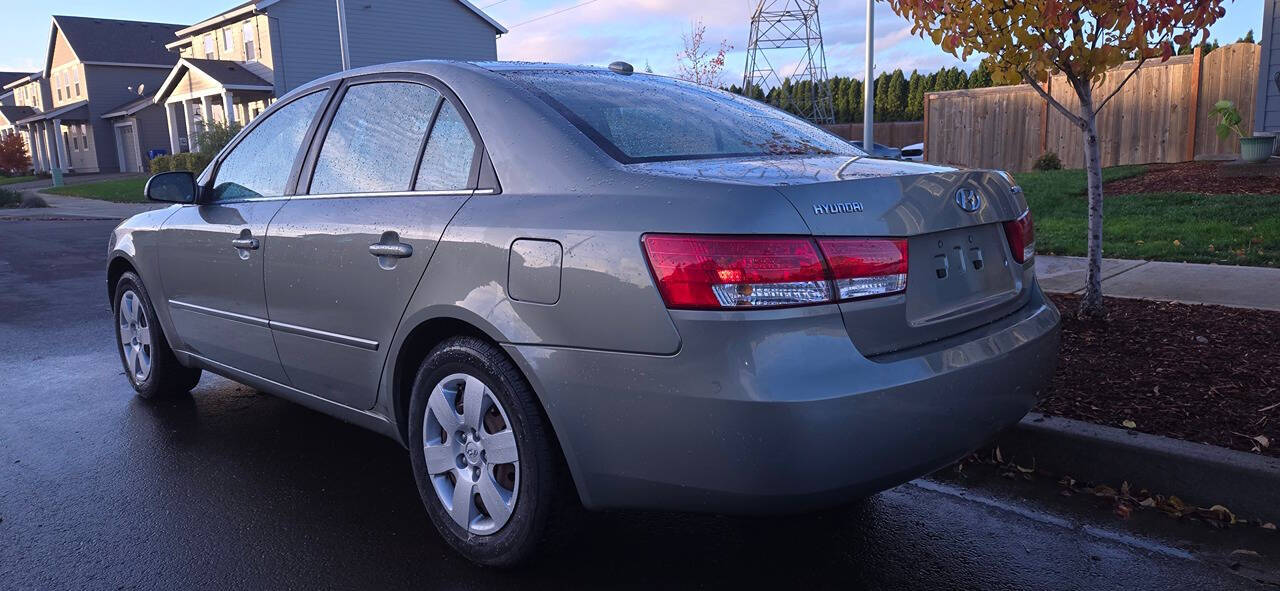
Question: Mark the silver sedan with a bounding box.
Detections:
[110,60,1059,567]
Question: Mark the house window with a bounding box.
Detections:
[73,69,80,97]
[223,28,234,52]
[55,73,63,101]
[80,124,89,151]
[243,22,256,62]
[204,35,215,59]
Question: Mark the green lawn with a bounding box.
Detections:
[1016,166,1280,268]
[44,176,148,203]
[0,175,38,186]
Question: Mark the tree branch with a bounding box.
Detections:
[1021,71,1088,130]
[1090,53,1148,116]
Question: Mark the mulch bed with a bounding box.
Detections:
[1037,294,1279,457]
[1105,160,1280,195]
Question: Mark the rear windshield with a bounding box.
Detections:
[503,70,862,164]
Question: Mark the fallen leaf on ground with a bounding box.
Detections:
[1121,419,1137,429]
[1206,504,1237,524]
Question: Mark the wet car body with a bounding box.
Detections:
[108,61,1059,548]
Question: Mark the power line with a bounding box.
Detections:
[480,0,512,9]
[507,0,603,29]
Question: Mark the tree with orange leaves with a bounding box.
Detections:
[886,0,1228,316]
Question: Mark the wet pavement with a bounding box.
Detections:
[2,219,1277,590]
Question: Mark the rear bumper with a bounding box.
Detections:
[508,283,1060,514]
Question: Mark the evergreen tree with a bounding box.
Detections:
[906,71,925,120]
[969,60,993,88]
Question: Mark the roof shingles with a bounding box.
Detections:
[182,59,272,87]
[53,16,185,66]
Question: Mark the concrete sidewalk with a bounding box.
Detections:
[0,191,165,220]
[1036,255,1280,311]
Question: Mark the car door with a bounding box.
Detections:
[264,75,485,409]
[159,89,331,383]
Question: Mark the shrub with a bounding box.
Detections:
[172,153,194,172]
[20,194,48,208]
[149,151,214,175]
[1033,151,1063,171]
[193,120,242,157]
[0,188,21,208]
[149,155,173,174]
[189,152,213,173]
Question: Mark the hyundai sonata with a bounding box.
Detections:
[110,60,1059,567]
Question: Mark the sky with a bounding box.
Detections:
[0,0,1266,83]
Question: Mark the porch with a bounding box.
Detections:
[154,58,275,154]
[17,100,93,175]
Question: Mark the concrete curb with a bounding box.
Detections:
[996,412,1280,523]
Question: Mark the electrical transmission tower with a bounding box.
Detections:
[741,0,836,124]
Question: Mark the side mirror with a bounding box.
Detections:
[145,171,198,204]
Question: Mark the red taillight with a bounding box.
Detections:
[1004,211,1035,264]
[818,238,909,300]
[641,235,830,309]
[642,234,908,310]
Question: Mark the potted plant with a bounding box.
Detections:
[1209,100,1276,163]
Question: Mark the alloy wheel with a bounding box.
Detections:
[118,290,153,383]
[422,373,520,535]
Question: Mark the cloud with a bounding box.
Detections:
[490,0,962,79]
[0,57,41,74]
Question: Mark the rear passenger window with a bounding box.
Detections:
[211,91,326,201]
[310,82,441,194]
[415,102,475,191]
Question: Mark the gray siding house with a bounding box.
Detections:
[154,0,505,154]
[1260,0,1280,139]
[13,16,183,174]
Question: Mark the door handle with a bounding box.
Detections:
[370,232,412,270]
[231,237,260,250]
[368,243,413,258]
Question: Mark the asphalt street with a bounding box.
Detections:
[2,218,1277,590]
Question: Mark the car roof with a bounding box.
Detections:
[470,61,608,73]
[279,60,628,102]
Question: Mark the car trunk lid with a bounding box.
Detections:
[629,155,1033,355]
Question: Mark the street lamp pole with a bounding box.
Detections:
[863,0,874,150]
[336,0,351,70]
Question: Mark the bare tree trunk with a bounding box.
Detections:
[1077,85,1106,317]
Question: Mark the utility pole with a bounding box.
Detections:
[336,0,351,70]
[863,0,874,149]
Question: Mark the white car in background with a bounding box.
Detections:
[901,142,924,162]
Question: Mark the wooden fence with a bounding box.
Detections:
[822,121,924,147]
[923,43,1262,171]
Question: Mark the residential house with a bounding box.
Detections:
[0,71,28,168]
[13,16,184,175]
[0,72,28,106]
[1259,0,1279,147]
[2,73,50,172]
[153,0,506,154]
[0,72,35,168]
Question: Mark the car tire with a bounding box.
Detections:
[113,271,202,399]
[408,336,567,567]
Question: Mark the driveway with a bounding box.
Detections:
[1,219,1275,590]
